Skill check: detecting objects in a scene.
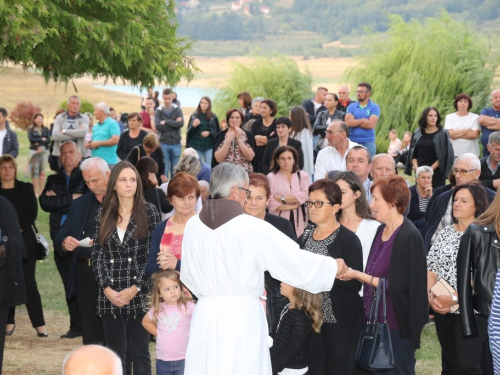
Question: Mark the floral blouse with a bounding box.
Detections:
[216,132,253,173]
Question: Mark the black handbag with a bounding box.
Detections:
[355,278,395,371]
[32,225,49,260]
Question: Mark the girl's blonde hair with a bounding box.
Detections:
[292,288,323,333]
[147,270,191,321]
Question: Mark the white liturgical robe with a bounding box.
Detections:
[181,211,337,375]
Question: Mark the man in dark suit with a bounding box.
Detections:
[302,87,328,129]
[261,117,304,175]
[54,157,110,345]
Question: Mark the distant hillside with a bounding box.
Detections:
[176,0,500,56]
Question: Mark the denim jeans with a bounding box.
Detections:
[156,359,185,375]
[196,148,213,167]
[357,141,376,157]
[102,314,151,375]
[161,143,182,180]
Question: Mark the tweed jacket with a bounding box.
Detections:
[91,203,160,319]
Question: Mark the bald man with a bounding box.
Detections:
[371,153,397,182]
[62,345,122,375]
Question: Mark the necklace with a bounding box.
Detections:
[276,303,290,333]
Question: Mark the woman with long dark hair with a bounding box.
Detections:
[186,96,220,166]
[136,157,171,215]
[91,161,160,375]
[251,99,278,173]
[405,107,454,188]
[27,112,50,196]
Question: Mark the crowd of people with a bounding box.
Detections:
[2,85,500,375]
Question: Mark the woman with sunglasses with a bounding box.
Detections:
[299,179,363,375]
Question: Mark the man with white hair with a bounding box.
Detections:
[182,147,210,183]
[55,157,110,345]
[199,180,210,204]
[424,153,496,252]
[51,95,89,169]
[180,163,347,375]
[371,153,397,182]
[62,345,122,375]
[479,131,500,190]
[337,84,352,112]
[85,102,120,168]
[479,89,500,157]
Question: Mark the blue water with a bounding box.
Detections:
[93,85,216,108]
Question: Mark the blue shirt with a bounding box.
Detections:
[91,117,121,164]
[480,107,500,147]
[346,100,380,143]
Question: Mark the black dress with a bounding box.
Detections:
[412,130,445,188]
[251,118,277,173]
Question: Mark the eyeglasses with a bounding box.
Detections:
[325,130,344,135]
[237,186,252,199]
[304,200,333,208]
[451,169,477,176]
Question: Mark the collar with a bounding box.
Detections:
[339,98,350,106]
[199,199,244,230]
[357,99,372,109]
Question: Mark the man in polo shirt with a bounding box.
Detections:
[346,145,373,202]
[479,88,500,158]
[315,120,358,180]
[86,102,120,168]
[479,131,500,190]
[345,82,380,156]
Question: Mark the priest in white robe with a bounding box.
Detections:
[181,163,347,375]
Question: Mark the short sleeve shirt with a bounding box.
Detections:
[346,100,380,143]
[480,107,500,146]
[91,117,121,164]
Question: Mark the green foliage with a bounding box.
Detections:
[59,99,94,115]
[344,11,498,142]
[212,55,313,118]
[0,0,197,87]
[10,102,42,130]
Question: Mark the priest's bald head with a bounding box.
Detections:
[62,345,122,375]
[210,163,250,206]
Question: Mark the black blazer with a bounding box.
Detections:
[299,225,364,328]
[261,138,304,175]
[301,99,326,126]
[116,129,147,160]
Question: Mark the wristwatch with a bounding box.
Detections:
[281,196,286,204]
[450,294,458,303]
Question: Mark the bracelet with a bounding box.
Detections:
[369,275,375,287]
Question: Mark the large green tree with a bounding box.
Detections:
[344,11,497,149]
[0,0,196,87]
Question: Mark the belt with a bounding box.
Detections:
[78,257,91,266]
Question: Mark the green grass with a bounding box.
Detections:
[12,128,437,373]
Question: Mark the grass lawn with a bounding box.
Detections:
[4,129,440,374]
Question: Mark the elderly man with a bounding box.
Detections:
[54,158,110,345]
[479,131,500,190]
[0,108,18,157]
[424,153,496,252]
[371,153,397,182]
[408,166,434,238]
[180,163,346,375]
[479,89,500,157]
[40,141,88,339]
[62,345,122,375]
[51,96,89,169]
[337,85,352,112]
[345,82,380,156]
[315,120,358,179]
[345,145,373,202]
[85,102,120,168]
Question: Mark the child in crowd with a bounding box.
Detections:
[270,283,323,375]
[142,270,196,375]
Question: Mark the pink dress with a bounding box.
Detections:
[267,170,310,236]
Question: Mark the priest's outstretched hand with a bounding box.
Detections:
[335,259,348,277]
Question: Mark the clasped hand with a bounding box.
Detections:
[104,286,135,307]
[157,250,178,270]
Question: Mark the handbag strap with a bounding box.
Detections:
[380,278,387,323]
[368,281,382,323]
[155,188,161,213]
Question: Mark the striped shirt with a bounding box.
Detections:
[489,267,500,373]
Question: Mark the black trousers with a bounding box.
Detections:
[75,261,105,345]
[434,313,493,375]
[0,304,9,375]
[7,240,45,328]
[54,251,81,333]
[432,168,446,189]
[102,314,151,375]
[308,321,362,375]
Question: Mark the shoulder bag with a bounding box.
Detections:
[355,278,395,371]
[32,225,49,260]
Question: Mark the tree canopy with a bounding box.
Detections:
[0,0,196,87]
[344,11,498,149]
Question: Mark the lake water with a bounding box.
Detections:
[93,85,216,108]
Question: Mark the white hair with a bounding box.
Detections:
[416,166,434,178]
[80,157,110,175]
[182,147,199,158]
[252,97,264,106]
[67,95,80,104]
[210,163,248,199]
[199,180,210,190]
[338,84,350,93]
[491,89,500,98]
[455,152,480,170]
[62,345,122,375]
[95,102,110,115]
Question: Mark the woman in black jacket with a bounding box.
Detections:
[116,112,147,161]
[340,176,428,375]
[0,155,47,337]
[404,107,454,188]
[299,179,363,375]
[125,132,166,184]
[27,113,50,196]
[0,196,27,374]
[136,157,172,215]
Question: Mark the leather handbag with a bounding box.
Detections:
[355,278,395,371]
[32,225,49,260]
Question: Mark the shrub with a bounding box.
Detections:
[9,102,42,130]
[59,99,94,115]
[212,54,314,118]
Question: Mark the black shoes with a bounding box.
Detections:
[36,331,48,338]
[5,325,15,336]
[60,330,82,339]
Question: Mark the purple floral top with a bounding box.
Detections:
[363,225,400,329]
